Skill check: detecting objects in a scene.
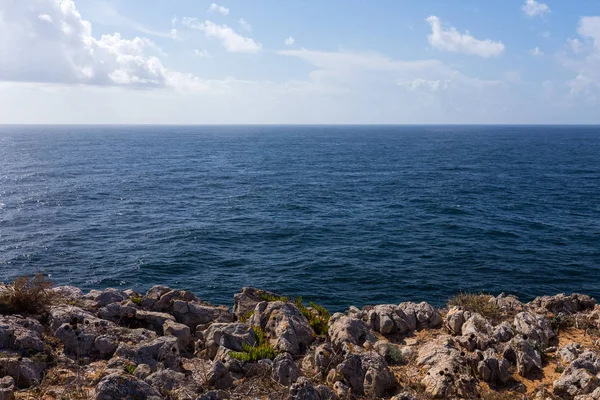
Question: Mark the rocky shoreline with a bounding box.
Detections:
[0,280,599,400]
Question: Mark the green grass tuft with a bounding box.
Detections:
[123,364,137,375]
[230,326,277,362]
[129,296,143,306]
[448,292,502,322]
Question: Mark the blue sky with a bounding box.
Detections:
[0,0,599,123]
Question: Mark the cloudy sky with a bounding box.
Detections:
[1,0,599,124]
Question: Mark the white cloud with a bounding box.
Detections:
[562,17,600,97]
[239,18,251,32]
[171,16,178,27]
[540,31,551,39]
[284,36,295,46]
[531,47,544,56]
[567,38,584,54]
[397,79,451,91]
[208,3,229,16]
[0,0,225,92]
[426,16,505,57]
[193,49,212,58]
[182,18,261,53]
[170,29,179,40]
[522,0,551,17]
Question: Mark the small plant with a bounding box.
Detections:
[448,292,502,322]
[551,313,574,331]
[239,310,254,323]
[230,327,277,362]
[257,292,331,336]
[384,343,405,365]
[123,364,137,375]
[0,273,54,314]
[258,292,289,303]
[555,365,565,373]
[129,296,143,306]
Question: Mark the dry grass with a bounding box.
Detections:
[0,274,54,314]
[448,292,503,323]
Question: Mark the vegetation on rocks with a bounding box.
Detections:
[448,291,503,322]
[0,273,54,314]
[230,326,277,362]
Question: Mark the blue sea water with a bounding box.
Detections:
[0,125,599,311]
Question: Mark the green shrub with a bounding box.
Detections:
[230,327,277,362]
[123,364,137,375]
[129,296,143,306]
[258,292,289,303]
[238,310,254,323]
[258,292,331,336]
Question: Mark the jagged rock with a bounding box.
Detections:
[530,293,597,314]
[0,357,45,388]
[114,336,182,371]
[141,285,173,309]
[328,314,375,350]
[476,349,511,385]
[514,312,555,345]
[491,293,523,313]
[250,301,315,355]
[272,352,300,385]
[553,367,599,397]
[457,332,493,352]
[0,315,45,354]
[362,353,397,397]
[503,337,542,377]
[164,320,192,351]
[197,390,230,400]
[391,393,417,400]
[332,381,350,398]
[49,305,110,331]
[366,304,413,335]
[572,350,600,374]
[134,364,152,380]
[492,321,514,343]
[314,343,334,373]
[145,369,188,392]
[208,360,233,390]
[84,288,128,308]
[462,313,493,336]
[95,373,161,400]
[315,385,338,400]
[289,377,319,400]
[233,287,282,319]
[445,307,470,335]
[201,322,257,359]
[0,376,15,400]
[98,301,137,321]
[398,302,443,330]
[135,309,176,332]
[559,343,583,364]
[575,387,600,400]
[52,285,83,300]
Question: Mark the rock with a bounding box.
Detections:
[491,293,523,313]
[530,293,597,314]
[197,390,231,400]
[98,301,137,321]
[391,393,418,400]
[559,343,583,364]
[141,285,173,309]
[134,364,152,380]
[336,354,364,394]
[0,376,15,400]
[145,369,188,392]
[135,310,176,332]
[173,300,233,329]
[233,287,283,319]
[314,343,334,373]
[94,335,119,358]
[398,302,443,330]
[289,377,319,400]
[362,353,397,397]
[95,373,161,400]
[492,321,514,343]
[328,314,375,350]
[48,305,110,331]
[0,315,45,354]
[367,304,413,335]
[163,320,192,351]
[514,312,555,345]
[250,301,315,355]
[315,384,338,400]
[476,350,511,385]
[504,337,542,377]
[445,307,469,335]
[332,381,350,398]
[114,336,182,371]
[575,387,600,400]
[201,322,257,359]
[52,285,83,300]
[0,357,45,388]
[572,350,600,374]
[272,352,300,386]
[554,367,599,397]
[208,360,233,390]
[462,313,493,336]
[84,288,128,308]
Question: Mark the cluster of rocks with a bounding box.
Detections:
[0,284,599,400]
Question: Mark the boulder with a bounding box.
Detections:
[572,350,600,374]
[328,314,375,350]
[52,285,83,300]
[492,321,514,343]
[462,313,493,336]
[0,376,15,400]
[575,387,600,400]
[332,352,396,397]
[163,320,193,351]
[529,293,596,314]
[201,322,257,359]
[173,300,233,329]
[134,364,152,380]
[0,357,45,388]
[208,360,233,390]
[476,350,511,385]
[289,377,319,400]
[366,304,413,335]
[445,307,469,335]
[553,367,599,397]
[233,287,283,319]
[145,369,188,392]
[84,288,128,308]
[503,337,542,377]
[558,343,583,364]
[49,305,111,331]
[114,336,182,371]
[0,315,45,354]
[250,301,315,355]
[272,352,300,385]
[315,385,338,400]
[135,310,176,332]
[491,293,523,313]
[513,312,555,345]
[332,381,350,398]
[398,302,443,330]
[95,373,161,400]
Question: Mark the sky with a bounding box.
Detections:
[0,0,599,124]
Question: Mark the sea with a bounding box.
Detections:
[0,125,599,311]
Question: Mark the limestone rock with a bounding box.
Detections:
[491,293,523,313]
[233,287,282,319]
[366,304,413,335]
[572,350,600,374]
[462,313,493,336]
[84,288,128,308]
[145,369,188,392]
[272,352,300,386]
[95,373,161,400]
[289,377,319,400]
[328,314,375,350]
[250,301,315,355]
[114,336,182,371]
[201,322,257,359]
[503,337,542,377]
[134,364,152,380]
[173,300,233,329]
[135,309,175,332]
[530,293,596,314]
[0,315,45,354]
[445,307,470,335]
[163,320,192,351]
[554,367,599,397]
[208,360,233,390]
[559,343,583,364]
[52,285,83,300]
[0,357,45,388]
[315,384,338,400]
[476,350,511,385]
[0,376,15,400]
[514,312,555,345]
[492,321,514,343]
[398,301,443,330]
